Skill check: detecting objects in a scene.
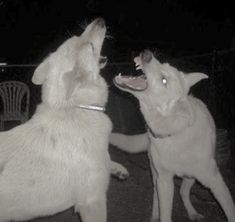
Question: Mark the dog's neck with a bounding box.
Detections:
[77,104,106,112]
[146,124,170,139]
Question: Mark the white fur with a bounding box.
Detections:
[111,50,235,222]
[109,133,149,153]
[0,18,125,222]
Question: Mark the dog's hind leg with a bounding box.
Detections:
[197,160,235,222]
[76,197,106,222]
[180,177,204,221]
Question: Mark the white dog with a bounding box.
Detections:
[111,50,235,222]
[0,18,128,222]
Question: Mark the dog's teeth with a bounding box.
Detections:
[118,73,122,77]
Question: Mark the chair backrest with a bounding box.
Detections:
[0,81,30,121]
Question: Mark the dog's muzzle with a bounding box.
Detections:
[95,18,106,28]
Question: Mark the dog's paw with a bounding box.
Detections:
[189,212,204,221]
[111,162,129,180]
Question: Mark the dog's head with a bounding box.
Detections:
[114,50,208,113]
[32,18,108,107]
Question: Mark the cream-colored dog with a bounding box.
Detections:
[0,18,128,222]
[111,49,235,222]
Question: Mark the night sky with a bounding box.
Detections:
[1,0,235,63]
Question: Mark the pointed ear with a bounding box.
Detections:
[32,60,50,85]
[184,72,208,89]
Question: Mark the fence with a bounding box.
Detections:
[0,48,234,133]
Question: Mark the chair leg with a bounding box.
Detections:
[0,120,3,131]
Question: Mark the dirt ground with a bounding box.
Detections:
[28,142,235,222]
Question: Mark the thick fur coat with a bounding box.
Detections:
[0,18,122,222]
[111,50,235,222]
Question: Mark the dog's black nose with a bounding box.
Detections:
[142,50,153,63]
[95,18,105,28]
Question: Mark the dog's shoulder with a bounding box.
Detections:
[188,95,211,117]
[187,94,215,128]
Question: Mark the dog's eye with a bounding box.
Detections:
[99,56,108,68]
[89,42,95,51]
[162,76,167,85]
[99,56,107,64]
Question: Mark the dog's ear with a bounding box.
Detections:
[32,60,49,85]
[184,72,208,89]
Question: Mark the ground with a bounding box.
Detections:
[2,120,235,222]
[28,143,235,222]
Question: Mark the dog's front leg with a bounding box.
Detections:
[148,152,160,222]
[157,171,174,222]
[76,197,107,222]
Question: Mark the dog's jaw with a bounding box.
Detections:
[114,73,147,91]
[113,51,153,92]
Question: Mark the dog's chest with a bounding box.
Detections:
[148,134,204,177]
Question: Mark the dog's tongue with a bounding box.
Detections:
[115,73,147,91]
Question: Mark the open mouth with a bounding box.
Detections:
[114,74,147,91]
[114,56,147,91]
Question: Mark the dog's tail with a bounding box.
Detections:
[109,133,149,153]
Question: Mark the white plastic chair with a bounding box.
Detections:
[0,81,30,130]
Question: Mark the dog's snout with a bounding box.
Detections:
[141,50,153,63]
[95,18,106,28]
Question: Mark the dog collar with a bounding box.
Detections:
[146,124,170,139]
[77,104,105,112]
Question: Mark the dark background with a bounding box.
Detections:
[0,0,235,130]
[1,0,235,63]
[1,2,235,222]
